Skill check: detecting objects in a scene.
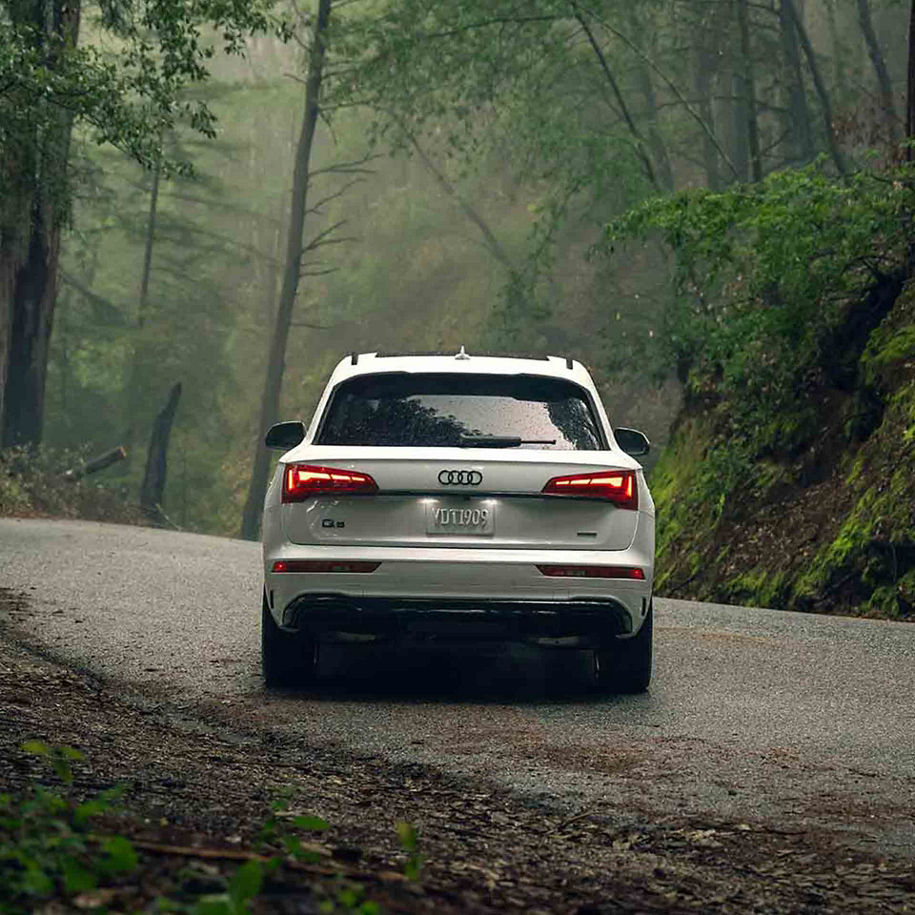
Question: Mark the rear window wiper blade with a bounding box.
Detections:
[458,435,557,448]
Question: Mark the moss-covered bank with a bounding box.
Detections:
[652,278,915,618]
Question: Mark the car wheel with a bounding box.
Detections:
[594,601,653,694]
[261,592,318,688]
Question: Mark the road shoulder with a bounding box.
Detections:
[2,590,913,913]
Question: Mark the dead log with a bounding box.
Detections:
[140,383,181,525]
[64,446,127,482]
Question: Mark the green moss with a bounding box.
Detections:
[862,323,915,371]
[655,304,914,618]
[791,379,915,617]
[726,569,788,608]
[650,416,725,591]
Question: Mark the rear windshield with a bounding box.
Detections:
[316,373,603,450]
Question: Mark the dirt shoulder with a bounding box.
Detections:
[3,602,914,913]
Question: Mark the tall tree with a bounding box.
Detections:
[735,0,762,182]
[692,6,723,189]
[1,0,80,447]
[856,0,899,141]
[626,5,674,191]
[0,0,273,447]
[240,0,333,541]
[125,153,163,457]
[783,0,848,175]
[908,0,915,160]
[780,0,815,165]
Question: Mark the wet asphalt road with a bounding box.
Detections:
[2,518,914,854]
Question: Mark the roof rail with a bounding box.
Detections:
[349,352,359,365]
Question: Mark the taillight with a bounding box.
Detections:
[541,469,638,510]
[272,560,380,573]
[282,464,378,503]
[537,565,645,580]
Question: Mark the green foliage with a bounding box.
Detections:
[178,858,267,915]
[725,569,789,609]
[0,0,281,177]
[0,741,136,913]
[394,820,423,882]
[2,745,387,914]
[611,162,914,500]
[257,787,331,866]
[605,162,914,393]
[631,164,915,616]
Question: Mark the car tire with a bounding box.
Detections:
[594,601,653,694]
[261,592,318,688]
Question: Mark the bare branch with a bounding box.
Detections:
[310,153,380,177]
[304,234,359,252]
[417,14,562,42]
[306,177,365,215]
[579,3,739,180]
[569,3,659,191]
[300,266,342,276]
[301,219,347,252]
[398,122,516,271]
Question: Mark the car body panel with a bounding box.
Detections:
[280,450,643,551]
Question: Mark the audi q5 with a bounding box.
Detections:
[260,350,655,692]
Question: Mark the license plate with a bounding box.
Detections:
[426,501,495,535]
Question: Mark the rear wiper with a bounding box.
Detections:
[458,435,557,448]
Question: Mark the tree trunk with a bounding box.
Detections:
[728,0,750,184]
[823,0,848,100]
[693,11,722,190]
[625,7,674,191]
[240,0,333,541]
[0,257,14,440]
[729,76,750,183]
[784,0,848,175]
[0,0,81,449]
[907,0,915,159]
[735,0,762,182]
[780,0,815,164]
[140,383,182,525]
[124,155,162,458]
[631,61,674,191]
[571,5,660,191]
[856,0,899,141]
[1,213,62,447]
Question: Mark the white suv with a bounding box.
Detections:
[261,350,655,692]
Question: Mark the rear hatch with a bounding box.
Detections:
[281,371,639,551]
[282,447,638,550]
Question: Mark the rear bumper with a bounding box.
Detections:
[263,537,654,644]
[280,593,636,645]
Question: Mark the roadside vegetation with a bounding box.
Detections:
[604,162,915,618]
[1,741,416,914]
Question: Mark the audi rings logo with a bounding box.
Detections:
[438,469,483,486]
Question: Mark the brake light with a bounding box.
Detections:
[537,565,645,580]
[282,464,378,503]
[541,469,638,510]
[272,560,380,573]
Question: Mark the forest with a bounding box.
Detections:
[2,0,913,615]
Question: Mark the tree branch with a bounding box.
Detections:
[578,2,739,180]
[569,3,659,190]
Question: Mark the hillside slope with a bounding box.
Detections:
[653,275,915,618]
